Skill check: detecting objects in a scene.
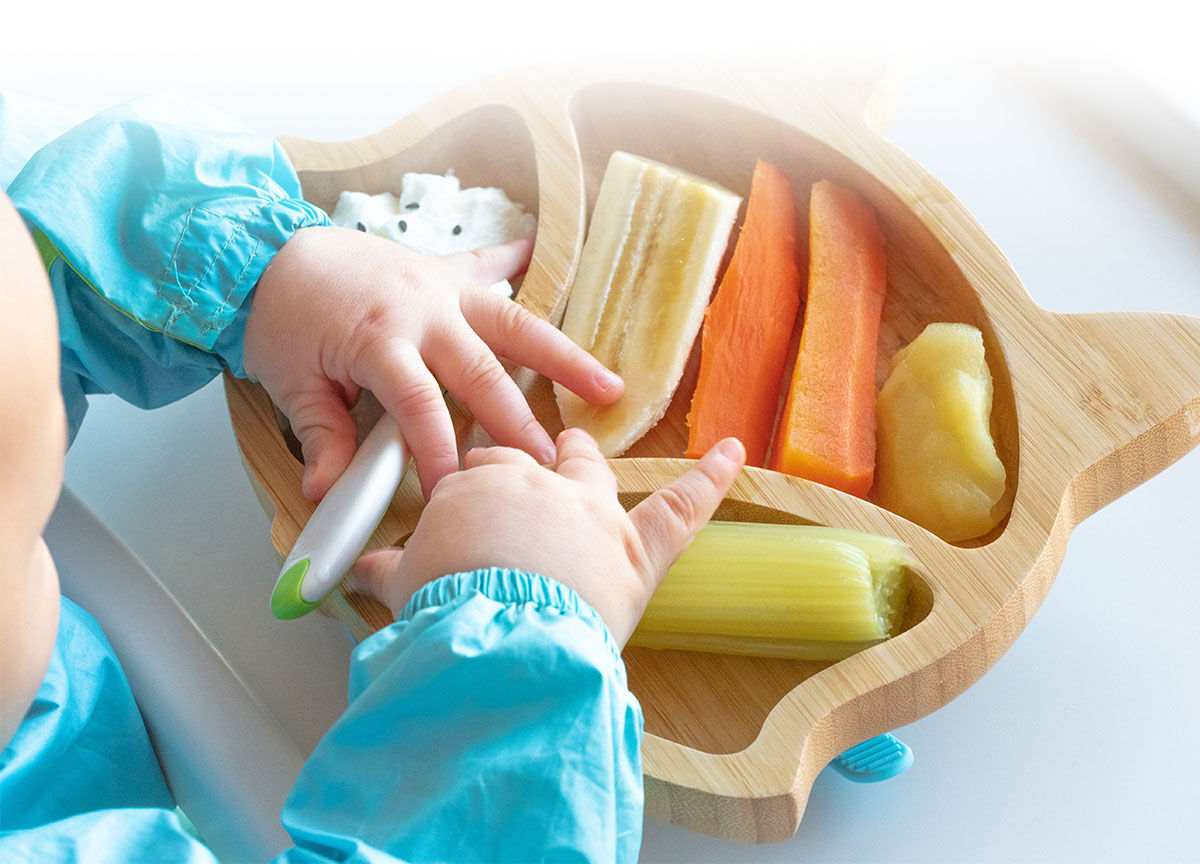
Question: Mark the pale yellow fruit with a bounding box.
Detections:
[555,151,741,456]
[874,323,1008,542]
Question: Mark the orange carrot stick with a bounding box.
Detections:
[685,160,803,466]
[768,180,887,496]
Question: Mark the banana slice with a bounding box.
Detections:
[555,151,741,456]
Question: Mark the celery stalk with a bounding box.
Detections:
[629,521,914,661]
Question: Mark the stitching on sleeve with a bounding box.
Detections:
[158,206,196,328]
[159,204,251,337]
[201,234,263,336]
[161,207,193,284]
[229,236,262,295]
[192,220,243,298]
[186,206,243,299]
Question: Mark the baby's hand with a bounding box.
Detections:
[350,430,746,646]
[242,227,624,500]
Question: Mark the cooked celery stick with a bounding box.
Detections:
[629,521,914,661]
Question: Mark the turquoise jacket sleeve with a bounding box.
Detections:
[281,568,645,863]
[0,571,645,863]
[0,598,174,830]
[5,91,331,439]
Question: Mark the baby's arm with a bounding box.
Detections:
[8,93,620,497]
[7,92,331,441]
[280,432,745,861]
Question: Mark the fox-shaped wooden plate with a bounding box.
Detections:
[224,61,1200,843]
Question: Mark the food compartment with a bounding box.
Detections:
[567,81,1020,546]
[617,489,933,755]
[272,104,543,466]
[295,104,539,217]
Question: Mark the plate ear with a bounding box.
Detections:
[1038,309,1200,520]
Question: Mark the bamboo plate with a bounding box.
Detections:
[223,61,1200,843]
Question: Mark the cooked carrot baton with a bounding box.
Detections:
[769,180,887,497]
[686,160,803,467]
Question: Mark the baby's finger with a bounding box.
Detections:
[283,386,360,502]
[354,338,459,499]
[463,446,543,470]
[440,233,535,287]
[628,438,745,588]
[347,548,414,616]
[460,289,624,406]
[348,548,404,599]
[553,428,616,493]
[427,325,556,465]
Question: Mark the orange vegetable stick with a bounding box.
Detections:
[685,160,803,466]
[768,180,887,496]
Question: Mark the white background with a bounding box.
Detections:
[6,3,1200,861]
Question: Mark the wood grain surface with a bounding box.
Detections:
[223,60,1200,843]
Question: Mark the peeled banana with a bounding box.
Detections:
[555,151,741,456]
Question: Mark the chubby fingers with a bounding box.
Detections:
[553,428,617,494]
[279,384,360,502]
[459,290,623,406]
[425,322,557,465]
[353,337,458,500]
[440,233,535,286]
[347,548,413,618]
[463,445,543,470]
[628,437,746,587]
[348,548,404,602]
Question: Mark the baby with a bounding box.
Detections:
[0,91,745,862]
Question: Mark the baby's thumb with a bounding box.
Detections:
[285,389,360,501]
[347,548,406,608]
[628,438,745,589]
[441,232,535,287]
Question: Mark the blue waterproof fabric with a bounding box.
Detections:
[0,93,644,862]
[0,573,643,863]
[283,569,644,863]
[4,91,331,440]
[0,598,174,830]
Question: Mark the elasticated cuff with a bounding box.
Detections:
[203,197,331,377]
[397,567,622,667]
